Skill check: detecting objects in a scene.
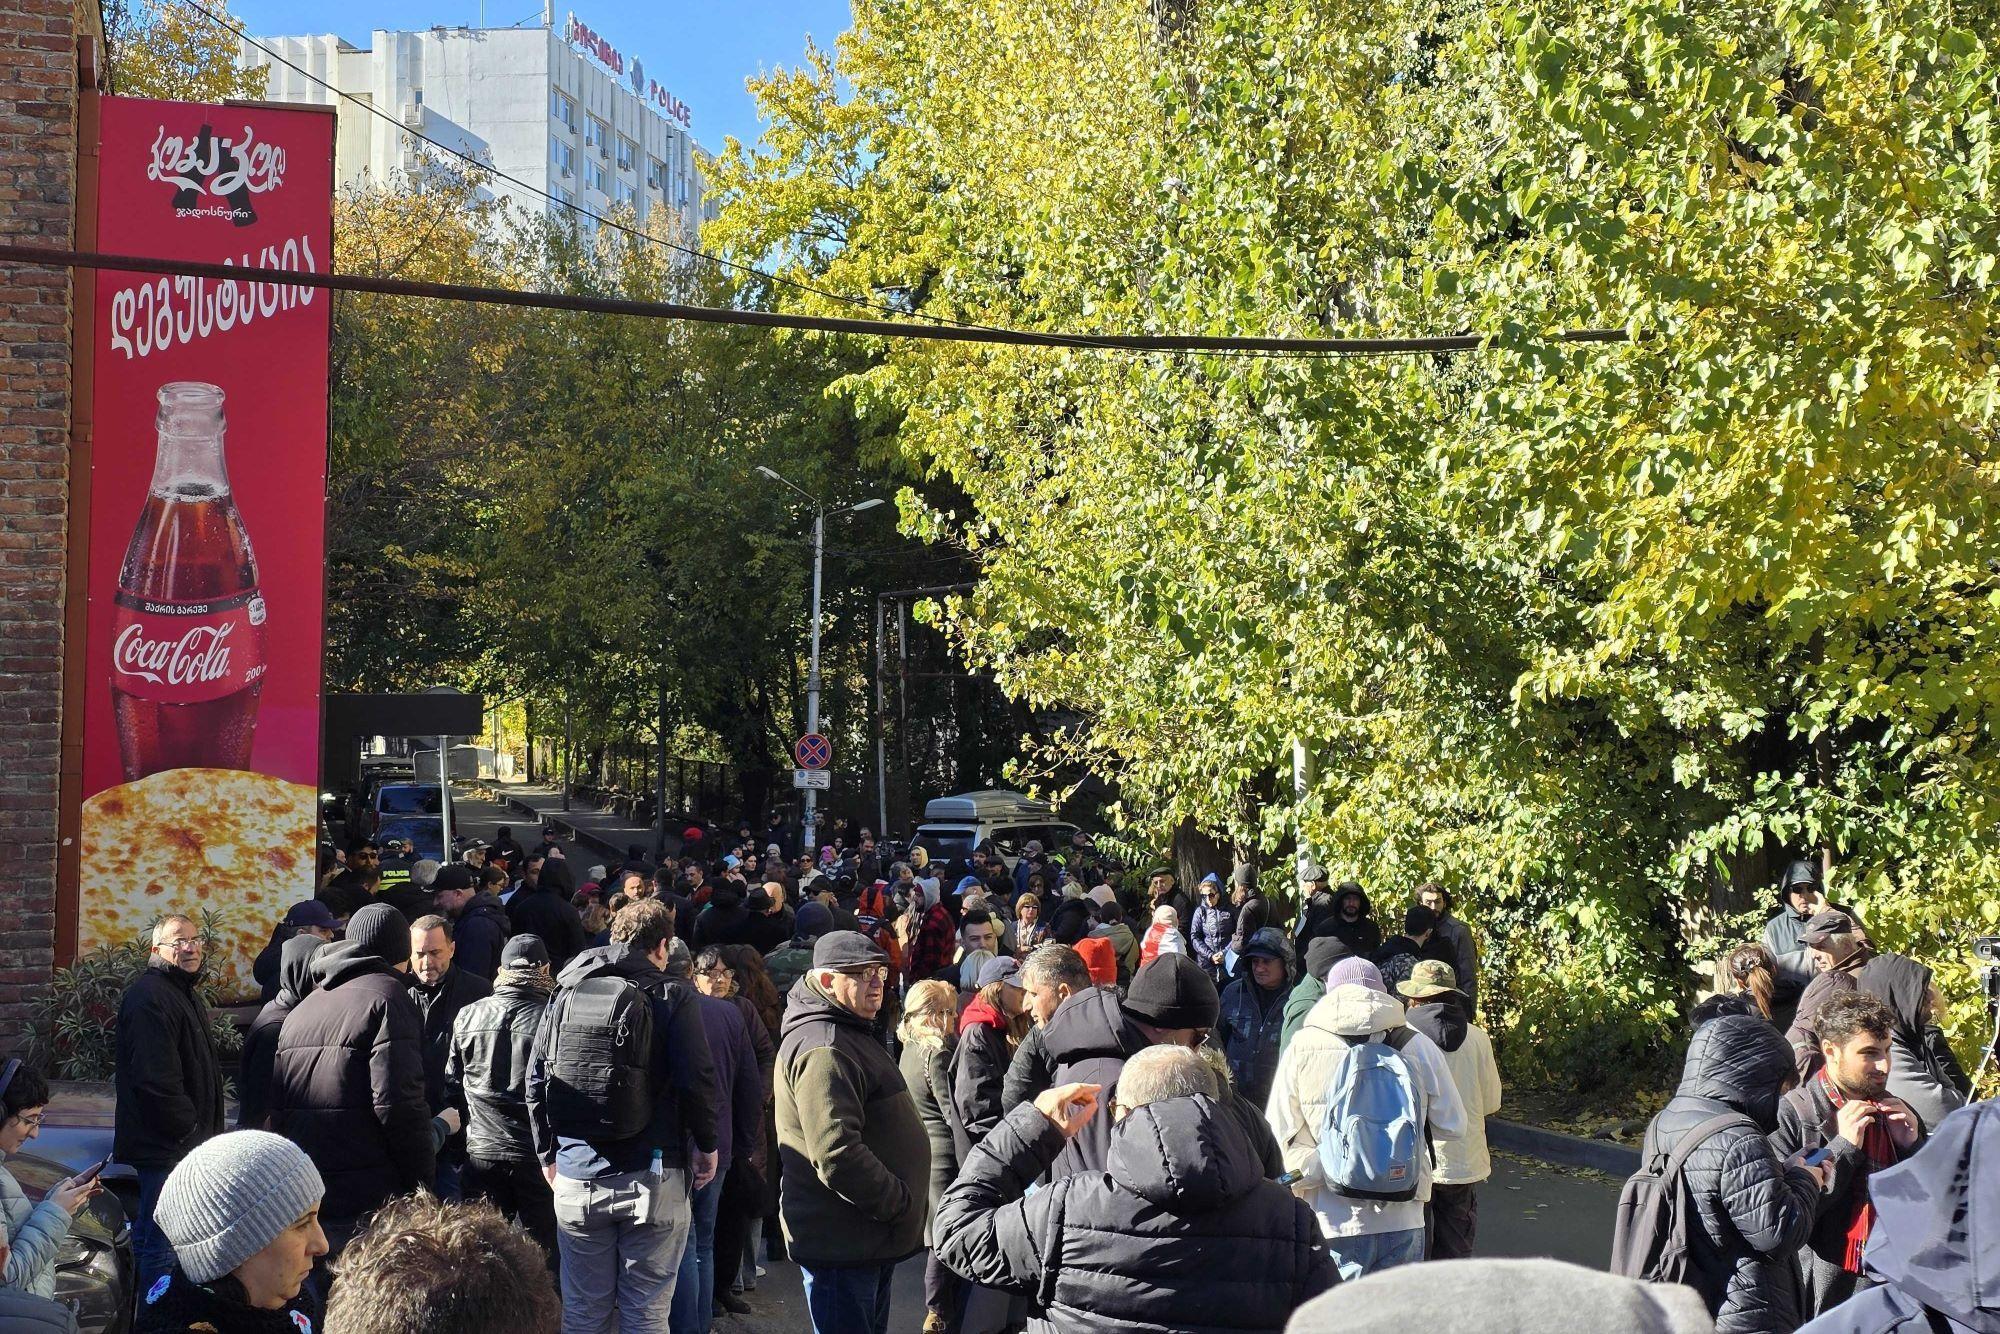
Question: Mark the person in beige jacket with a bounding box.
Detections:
[1397,960,1502,1259]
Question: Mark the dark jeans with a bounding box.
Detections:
[669,1173,723,1334]
[1426,1182,1479,1260]
[463,1156,559,1266]
[132,1166,174,1299]
[924,1251,961,1328]
[800,1261,897,1334]
[711,1159,762,1297]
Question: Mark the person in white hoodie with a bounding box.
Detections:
[1396,959,1502,1260]
[1264,956,1467,1281]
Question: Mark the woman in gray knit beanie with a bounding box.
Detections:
[136,1130,327,1334]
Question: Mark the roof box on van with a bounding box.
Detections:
[921,790,1058,824]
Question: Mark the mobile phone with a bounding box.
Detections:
[1801,1145,1832,1169]
[74,1156,110,1184]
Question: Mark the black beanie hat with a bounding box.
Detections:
[1305,935,1353,982]
[346,902,411,965]
[1123,954,1220,1030]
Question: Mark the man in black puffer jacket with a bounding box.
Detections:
[271,902,436,1250]
[447,934,557,1260]
[237,936,326,1131]
[1642,1012,1824,1334]
[937,1044,1334,1333]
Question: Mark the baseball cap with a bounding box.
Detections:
[976,956,1024,989]
[282,900,339,931]
[812,930,888,971]
[1397,958,1464,1000]
[1802,909,1857,949]
[432,864,477,895]
[501,935,550,969]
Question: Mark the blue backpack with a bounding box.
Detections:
[1317,1026,1425,1201]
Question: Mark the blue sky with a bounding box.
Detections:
[230,0,855,154]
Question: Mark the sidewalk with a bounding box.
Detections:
[462,781,678,864]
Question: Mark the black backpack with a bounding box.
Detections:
[1610,1112,1750,1293]
[541,965,655,1141]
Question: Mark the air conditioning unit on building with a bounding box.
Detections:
[401,103,423,128]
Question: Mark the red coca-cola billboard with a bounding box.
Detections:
[72,96,333,996]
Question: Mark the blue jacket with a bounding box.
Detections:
[1212,974,1293,1107]
[1189,901,1236,965]
[690,991,764,1175]
[1797,1099,2000,1334]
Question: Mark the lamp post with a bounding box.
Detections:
[757,465,884,854]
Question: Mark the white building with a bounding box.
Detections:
[241,13,717,241]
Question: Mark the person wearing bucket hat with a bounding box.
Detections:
[1398,960,1502,1260]
[137,1130,327,1334]
[1212,928,1296,1105]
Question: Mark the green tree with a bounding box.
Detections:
[107,0,268,102]
[710,0,2000,1086]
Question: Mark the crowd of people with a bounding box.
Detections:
[0,825,1992,1334]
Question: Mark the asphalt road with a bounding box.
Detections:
[706,1153,1620,1332]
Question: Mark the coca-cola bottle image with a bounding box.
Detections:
[111,382,267,781]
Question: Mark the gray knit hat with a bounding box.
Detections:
[154,1131,324,1283]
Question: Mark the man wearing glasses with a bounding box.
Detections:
[114,913,227,1296]
[775,932,929,1334]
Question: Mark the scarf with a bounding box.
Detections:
[1820,1070,1898,1274]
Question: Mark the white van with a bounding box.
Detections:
[910,790,1078,872]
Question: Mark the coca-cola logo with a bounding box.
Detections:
[148,124,287,227]
[114,619,237,687]
[110,591,267,705]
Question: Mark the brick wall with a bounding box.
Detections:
[0,0,88,1044]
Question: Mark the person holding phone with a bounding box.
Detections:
[1770,990,1925,1321]
[0,1056,103,1301]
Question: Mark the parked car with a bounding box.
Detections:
[369,782,444,837]
[910,790,1079,872]
[6,1148,132,1334]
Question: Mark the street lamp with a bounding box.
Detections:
[757,465,885,853]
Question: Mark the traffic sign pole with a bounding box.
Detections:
[805,508,824,853]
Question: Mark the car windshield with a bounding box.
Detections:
[378,785,442,815]
[913,830,975,869]
[377,818,444,857]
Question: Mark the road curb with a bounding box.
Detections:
[481,789,631,862]
[1488,1117,1639,1176]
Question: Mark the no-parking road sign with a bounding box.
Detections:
[794,732,832,770]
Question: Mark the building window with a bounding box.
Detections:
[585,158,608,194]
[585,115,608,155]
[551,89,575,131]
[550,184,572,207]
[616,135,637,172]
[647,156,666,192]
[616,179,638,209]
[552,137,574,178]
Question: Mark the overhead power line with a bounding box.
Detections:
[188,0,1138,354]
[0,243,1633,356]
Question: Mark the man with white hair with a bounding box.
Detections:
[937,1045,1333,1330]
[115,913,228,1294]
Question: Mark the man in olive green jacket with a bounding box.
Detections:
[776,931,929,1333]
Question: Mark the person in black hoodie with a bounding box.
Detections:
[270,902,437,1251]
[693,882,753,950]
[447,934,559,1262]
[507,856,587,973]
[1796,1098,2000,1334]
[1372,904,1455,989]
[1639,1013,1823,1333]
[1324,881,1383,958]
[115,913,228,1297]
[407,914,492,1198]
[250,901,338,1003]
[432,864,509,982]
[236,936,326,1131]
[935,1045,1334,1332]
